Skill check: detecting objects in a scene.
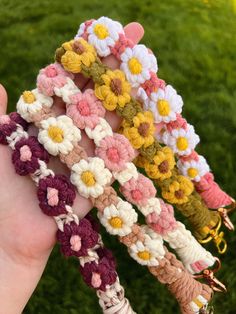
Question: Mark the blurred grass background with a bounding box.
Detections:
[0,0,236,313]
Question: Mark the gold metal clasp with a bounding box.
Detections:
[199,218,227,254]
[199,304,214,314]
[194,258,227,293]
[218,198,235,231]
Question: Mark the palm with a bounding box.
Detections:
[0,23,144,283]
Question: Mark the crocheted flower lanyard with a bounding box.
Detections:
[0,113,213,314]
[0,113,135,314]
[75,16,235,245]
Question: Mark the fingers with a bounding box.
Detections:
[124,22,144,45]
[0,84,8,115]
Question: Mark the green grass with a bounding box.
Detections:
[0,0,236,313]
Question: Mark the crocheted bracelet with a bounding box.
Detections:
[13,79,216,312]
[75,17,234,242]
[55,36,232,251]
[34,63,216,276]
[0,113,134,314]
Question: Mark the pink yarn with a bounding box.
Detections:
[179,150,199,163]
[195,172,232,209]
[0,115,11,125]
[47,187,59,207]
[37,63,74,96]
[19,145,32,162]
[67,89,105,129]
[120,174,156,206]
[111,33,134,60]
[70,235,82,252]
[95,134,135,171]
[146,199,177,235]
[166,114,187,132]
[91,272,102,288]
[190,260,209,273]
[75,19,95,41]
[141,72,166,96]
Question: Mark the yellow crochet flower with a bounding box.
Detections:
[134,155,148,168]
[61,38,96,73]
[144,147,175,180]
[162,175,194,204]
[95,70,131,110]
[123,112,155,149]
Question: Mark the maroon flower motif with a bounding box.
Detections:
[9,112,29,131]
[0,115,17,145]
[37,174,76,216]
[12,136,49,176]
[57,219,99,257]
[80,247,117,291]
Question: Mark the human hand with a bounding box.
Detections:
[0,23,144,314]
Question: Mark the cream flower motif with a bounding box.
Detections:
[54,77,79,103]
[177,156,210,182]
[38,116,81,156]
[145,85,183,123]
[98,198,138,236]
[85,118,113,146]
[162,124,200,156]
[17,88,53,122]
[129,227,164,266]
[71,157,112,198]
[138,197,162,217]
[120,45,158,88]
[87,17,123,57]
[113,162,139,185]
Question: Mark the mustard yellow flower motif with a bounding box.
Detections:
[61,38,96,73]
[162,175,194,204]
[144,147,175,180]
[123,111,155,149]
[134,155,148,169]
[95,70,131,111]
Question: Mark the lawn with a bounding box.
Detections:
[0,0,236,313]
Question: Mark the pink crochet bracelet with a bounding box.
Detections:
[76,17,234,211]
[0,113,134,314]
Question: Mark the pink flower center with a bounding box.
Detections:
[70,235,82,252]
[77,100,91,116]
[0,115,11,125]
[107,147,120,162]
[19,145,32,162]
[131,189,143,201]
[47,187,59,206]
[45,66,58,78]
[91,272,102,288]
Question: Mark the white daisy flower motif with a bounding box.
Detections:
[75,21,87,38]
[98,198,138,236]
[54,78,80,103]
[129,228,164,266]
[16,88,53,122]
[120,45,158,88]
[87,17,123,57]
[145,85,183,123]
[177,155,210,182]
[162,124,200,156]
[85,118,113,146]
[113,162,139,185]
[38,115,81,156]
[71,157,112,198]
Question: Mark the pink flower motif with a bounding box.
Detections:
[146,199,177,235]
[37,63,74,96]
[166,114,187,132]
[95,134,135,171]
[141,72,166,96]
[120,174,156,206]
[67,89,105,129]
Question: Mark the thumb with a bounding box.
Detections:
[0,84,8,115]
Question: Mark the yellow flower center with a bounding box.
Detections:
[22,91,36,104]
[47,126,64,143]
[93,24,109,39]
[81,171,96,187]
[137,250,151,260]
[109,216,123,228]
[187,167,198,178]
[157,99,171,116]
[128,57,142,74]
[176,137,188,151]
